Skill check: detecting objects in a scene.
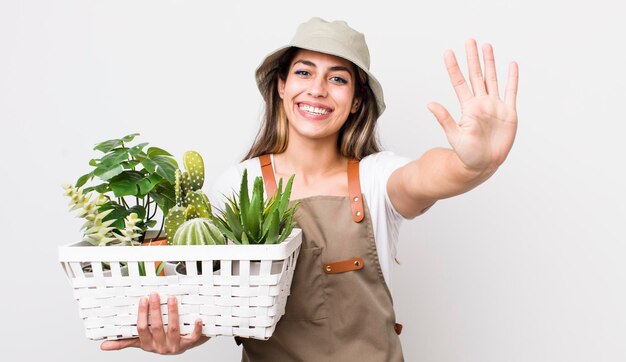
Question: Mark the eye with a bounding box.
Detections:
[330,76,348,85]
[294,70,311,77]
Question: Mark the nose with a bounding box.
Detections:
[307,77,327,98]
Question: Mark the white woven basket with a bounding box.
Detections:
[58,229,302,341]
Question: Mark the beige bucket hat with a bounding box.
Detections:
[255,17,386,115]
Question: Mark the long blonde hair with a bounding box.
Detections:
[243,47,382,161]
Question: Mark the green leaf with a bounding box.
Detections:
[138,261,146,277]
[121,160,141,170]
[245,177,264,240]
[225,203,243,243]
[137,177,155,195]
[89,159,98,166]
[239,169,250,223]
[121,133,140,143]
[215,222,240,244]
[265,209,280,244]
[98,202,126,230]
[155,261,165,276]
[108,171,144,197]
[144,219,157,229]
[75,172,93,188]
[279,174,295,220]
[129,142,149,157]
[94,183,110,193]
[126,205,147,220]
[94,164,124,181]
[147,147,173,157]
[99,148,130,167]
[150,182,176,215]
[94,138,123,153]
[140,158,157,174]
[150,155,178,184]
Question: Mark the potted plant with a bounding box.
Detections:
[163,150,225,275]
[63,133,178,275]
[211,168,299,245]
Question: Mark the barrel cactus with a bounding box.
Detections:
[172,218,225,246]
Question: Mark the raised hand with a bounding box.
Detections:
[428,39,519,173]
[100,292,209,354]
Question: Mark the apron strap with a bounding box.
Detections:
[259,154,277,197]
[347,159,364,223]
[258,155,365,223]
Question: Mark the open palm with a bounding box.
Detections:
[428,39,519,172]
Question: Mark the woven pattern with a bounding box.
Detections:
[59,230,302,341]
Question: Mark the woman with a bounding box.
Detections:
[101,17,519,360]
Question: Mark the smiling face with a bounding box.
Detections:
[277,49,361,144]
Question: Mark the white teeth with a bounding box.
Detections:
[299,104,330,115]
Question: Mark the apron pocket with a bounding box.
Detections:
[282,246,328,321]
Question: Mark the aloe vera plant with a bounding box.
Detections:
[212,169,298,245]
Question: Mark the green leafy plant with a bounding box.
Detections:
[211,169,299,245]
[68,133,178,243]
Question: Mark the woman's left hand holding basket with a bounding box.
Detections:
[100,292,209,354]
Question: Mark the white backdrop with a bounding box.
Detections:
[1,0,624,361]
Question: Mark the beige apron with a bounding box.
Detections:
[238,155,403,362]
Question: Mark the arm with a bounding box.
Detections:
[389,40,519,219]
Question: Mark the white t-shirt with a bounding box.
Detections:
[207,151,412,291]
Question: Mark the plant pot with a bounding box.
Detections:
[140,236,168,276]
[175,260,221,275]
[81,262,129,277]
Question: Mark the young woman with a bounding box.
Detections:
[101,17,519,360]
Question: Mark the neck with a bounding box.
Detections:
[274,134,346,181]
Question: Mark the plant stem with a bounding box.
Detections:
[145,198,151,223]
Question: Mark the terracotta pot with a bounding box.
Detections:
[140,237,168,276]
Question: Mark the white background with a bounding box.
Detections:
[1,0,624,361]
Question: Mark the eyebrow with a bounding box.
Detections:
[293,59,353,76]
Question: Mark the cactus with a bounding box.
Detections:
[164,150,218,244]
[172,218,225,246]
[183,151,205,190]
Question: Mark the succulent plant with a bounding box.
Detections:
[164,151,213,243]
[211,168,298,245]
[63,184,143,246]
[171,218,225,246]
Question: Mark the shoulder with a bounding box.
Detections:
[208,157,263,206]
[360,151,412,176]
[359,151,412,220]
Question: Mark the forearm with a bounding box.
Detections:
[407,147,497,202]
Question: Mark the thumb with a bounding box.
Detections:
[427,102,458,139]
[100,338,140,351]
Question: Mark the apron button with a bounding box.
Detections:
[354,260,360,267]
[356,211,361,217]
[325,265,332,272]
[353,196,359,202]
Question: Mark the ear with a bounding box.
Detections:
[278,78,285,99]
[351,97,361,113]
